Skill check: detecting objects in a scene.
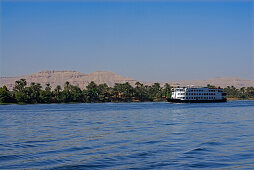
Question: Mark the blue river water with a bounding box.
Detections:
[0,101,254,169]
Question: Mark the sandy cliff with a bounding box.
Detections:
[0,70,137,89]
[1,71,254,89]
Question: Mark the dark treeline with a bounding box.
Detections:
[224,86,254,99]
[0,79,171,104]
[0,79,254,104]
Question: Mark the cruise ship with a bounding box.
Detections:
[167,86,227,103]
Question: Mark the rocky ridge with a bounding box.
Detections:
[0,70,137,90]
[1,70,254,89]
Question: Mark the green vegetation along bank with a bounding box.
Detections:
[0,79,254,104]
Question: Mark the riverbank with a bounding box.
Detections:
[2,98,254,105]
[227,98,254,100]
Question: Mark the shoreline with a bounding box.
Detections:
[1,99,254,105]
[227,98,254,101]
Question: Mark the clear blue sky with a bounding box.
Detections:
[0,0,253,81]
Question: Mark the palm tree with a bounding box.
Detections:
[86,81,99,102]
[53,85,62,103]
[29,82,42,103]
[13,79,27,92]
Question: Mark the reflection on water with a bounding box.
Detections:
[0,101,254,169]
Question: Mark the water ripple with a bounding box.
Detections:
[0,101,254,169]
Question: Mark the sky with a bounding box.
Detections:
[0,0,253,81]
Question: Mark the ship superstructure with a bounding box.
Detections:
[167,86,227,103]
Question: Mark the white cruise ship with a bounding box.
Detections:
[167,86,227,103]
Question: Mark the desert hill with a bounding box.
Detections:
[169,77,254,89]
[0,70,137,90]
[1,70,254,89]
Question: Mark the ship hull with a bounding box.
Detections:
[167,98,227,103]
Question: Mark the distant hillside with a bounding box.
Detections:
[168,77,254,89]
[1,70,254,89]
[0,70,137,89]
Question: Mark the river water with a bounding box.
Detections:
[0,101,254,169]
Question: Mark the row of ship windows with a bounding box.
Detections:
[188,89,218,92]
[175,89,222,92]
[177,93,217,95]
[178,97,216,99]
